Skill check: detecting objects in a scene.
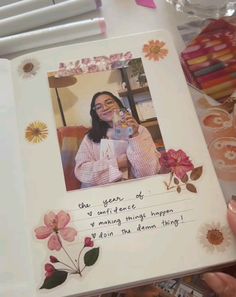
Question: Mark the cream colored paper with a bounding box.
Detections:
[2,31,236,297]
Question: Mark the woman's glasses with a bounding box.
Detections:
[93,98,116,112]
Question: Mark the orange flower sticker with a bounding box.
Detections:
[25,121,48,143]
[143,40,168,61]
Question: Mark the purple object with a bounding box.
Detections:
[95,0,102,8]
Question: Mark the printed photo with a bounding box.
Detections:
[175,283,203,297]
[48,56,165,191]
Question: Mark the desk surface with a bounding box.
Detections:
[99,0,190,52]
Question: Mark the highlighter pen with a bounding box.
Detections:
[217,53,235,62]
[182,47,207,60]
[210,87,235,100]
[199,72,236,89]
[211,48,232,59]
[203,79,236,95]
[197,64,236,83]
[188,60,215,72]
[193,62,226,77]
[0,0,102,37]
[187,54,209,66]
[0,0,68,19]
[203,39,223,48]
[0,18,106,56]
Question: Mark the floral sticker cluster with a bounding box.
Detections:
[160,149,203,193]
[56,52,133,77]
[35,210,99,289]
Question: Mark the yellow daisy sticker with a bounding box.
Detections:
[143,40,168,61]
[25,121,48,144]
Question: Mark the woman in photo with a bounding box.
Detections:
[74,91,161,188]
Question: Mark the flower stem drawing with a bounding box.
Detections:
[34,211,99,290]
[160,149,203,193]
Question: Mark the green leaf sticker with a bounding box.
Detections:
[40,270,68,289]
[190,166,203,181]
[84,247,100,267]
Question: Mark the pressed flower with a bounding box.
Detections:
[35,210,77,251]
[45,263,55,278]
[25,121,48,144]
[143,40,168,61]
[159,152,172,174]
[160,149,194,179]
[18,58,40,78]
[199,222,231,252]
[50,256,59,263]
[84,237,94,247]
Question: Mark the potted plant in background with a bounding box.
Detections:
[128,58,147,87]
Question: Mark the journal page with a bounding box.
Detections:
[0,59,34,296]
[10,31,236,297]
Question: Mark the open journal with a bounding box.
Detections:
[1,30,236,297]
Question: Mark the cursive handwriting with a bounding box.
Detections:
[103,196,124,208]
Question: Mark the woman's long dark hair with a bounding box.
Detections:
[88,91,124,143]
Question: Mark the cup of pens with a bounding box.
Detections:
[166,0,236,19]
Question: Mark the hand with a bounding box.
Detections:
[117,153,128,170]
[124,113,139,137]
[203,198,236,297]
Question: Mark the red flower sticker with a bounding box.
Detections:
[160,149,194,179]
[160,149,203,193]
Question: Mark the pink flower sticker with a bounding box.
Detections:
[84,237,94,247]
[44,263,55,278]
[50,255,59,263]
[34,210,77,251]
[35,210,100,290]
